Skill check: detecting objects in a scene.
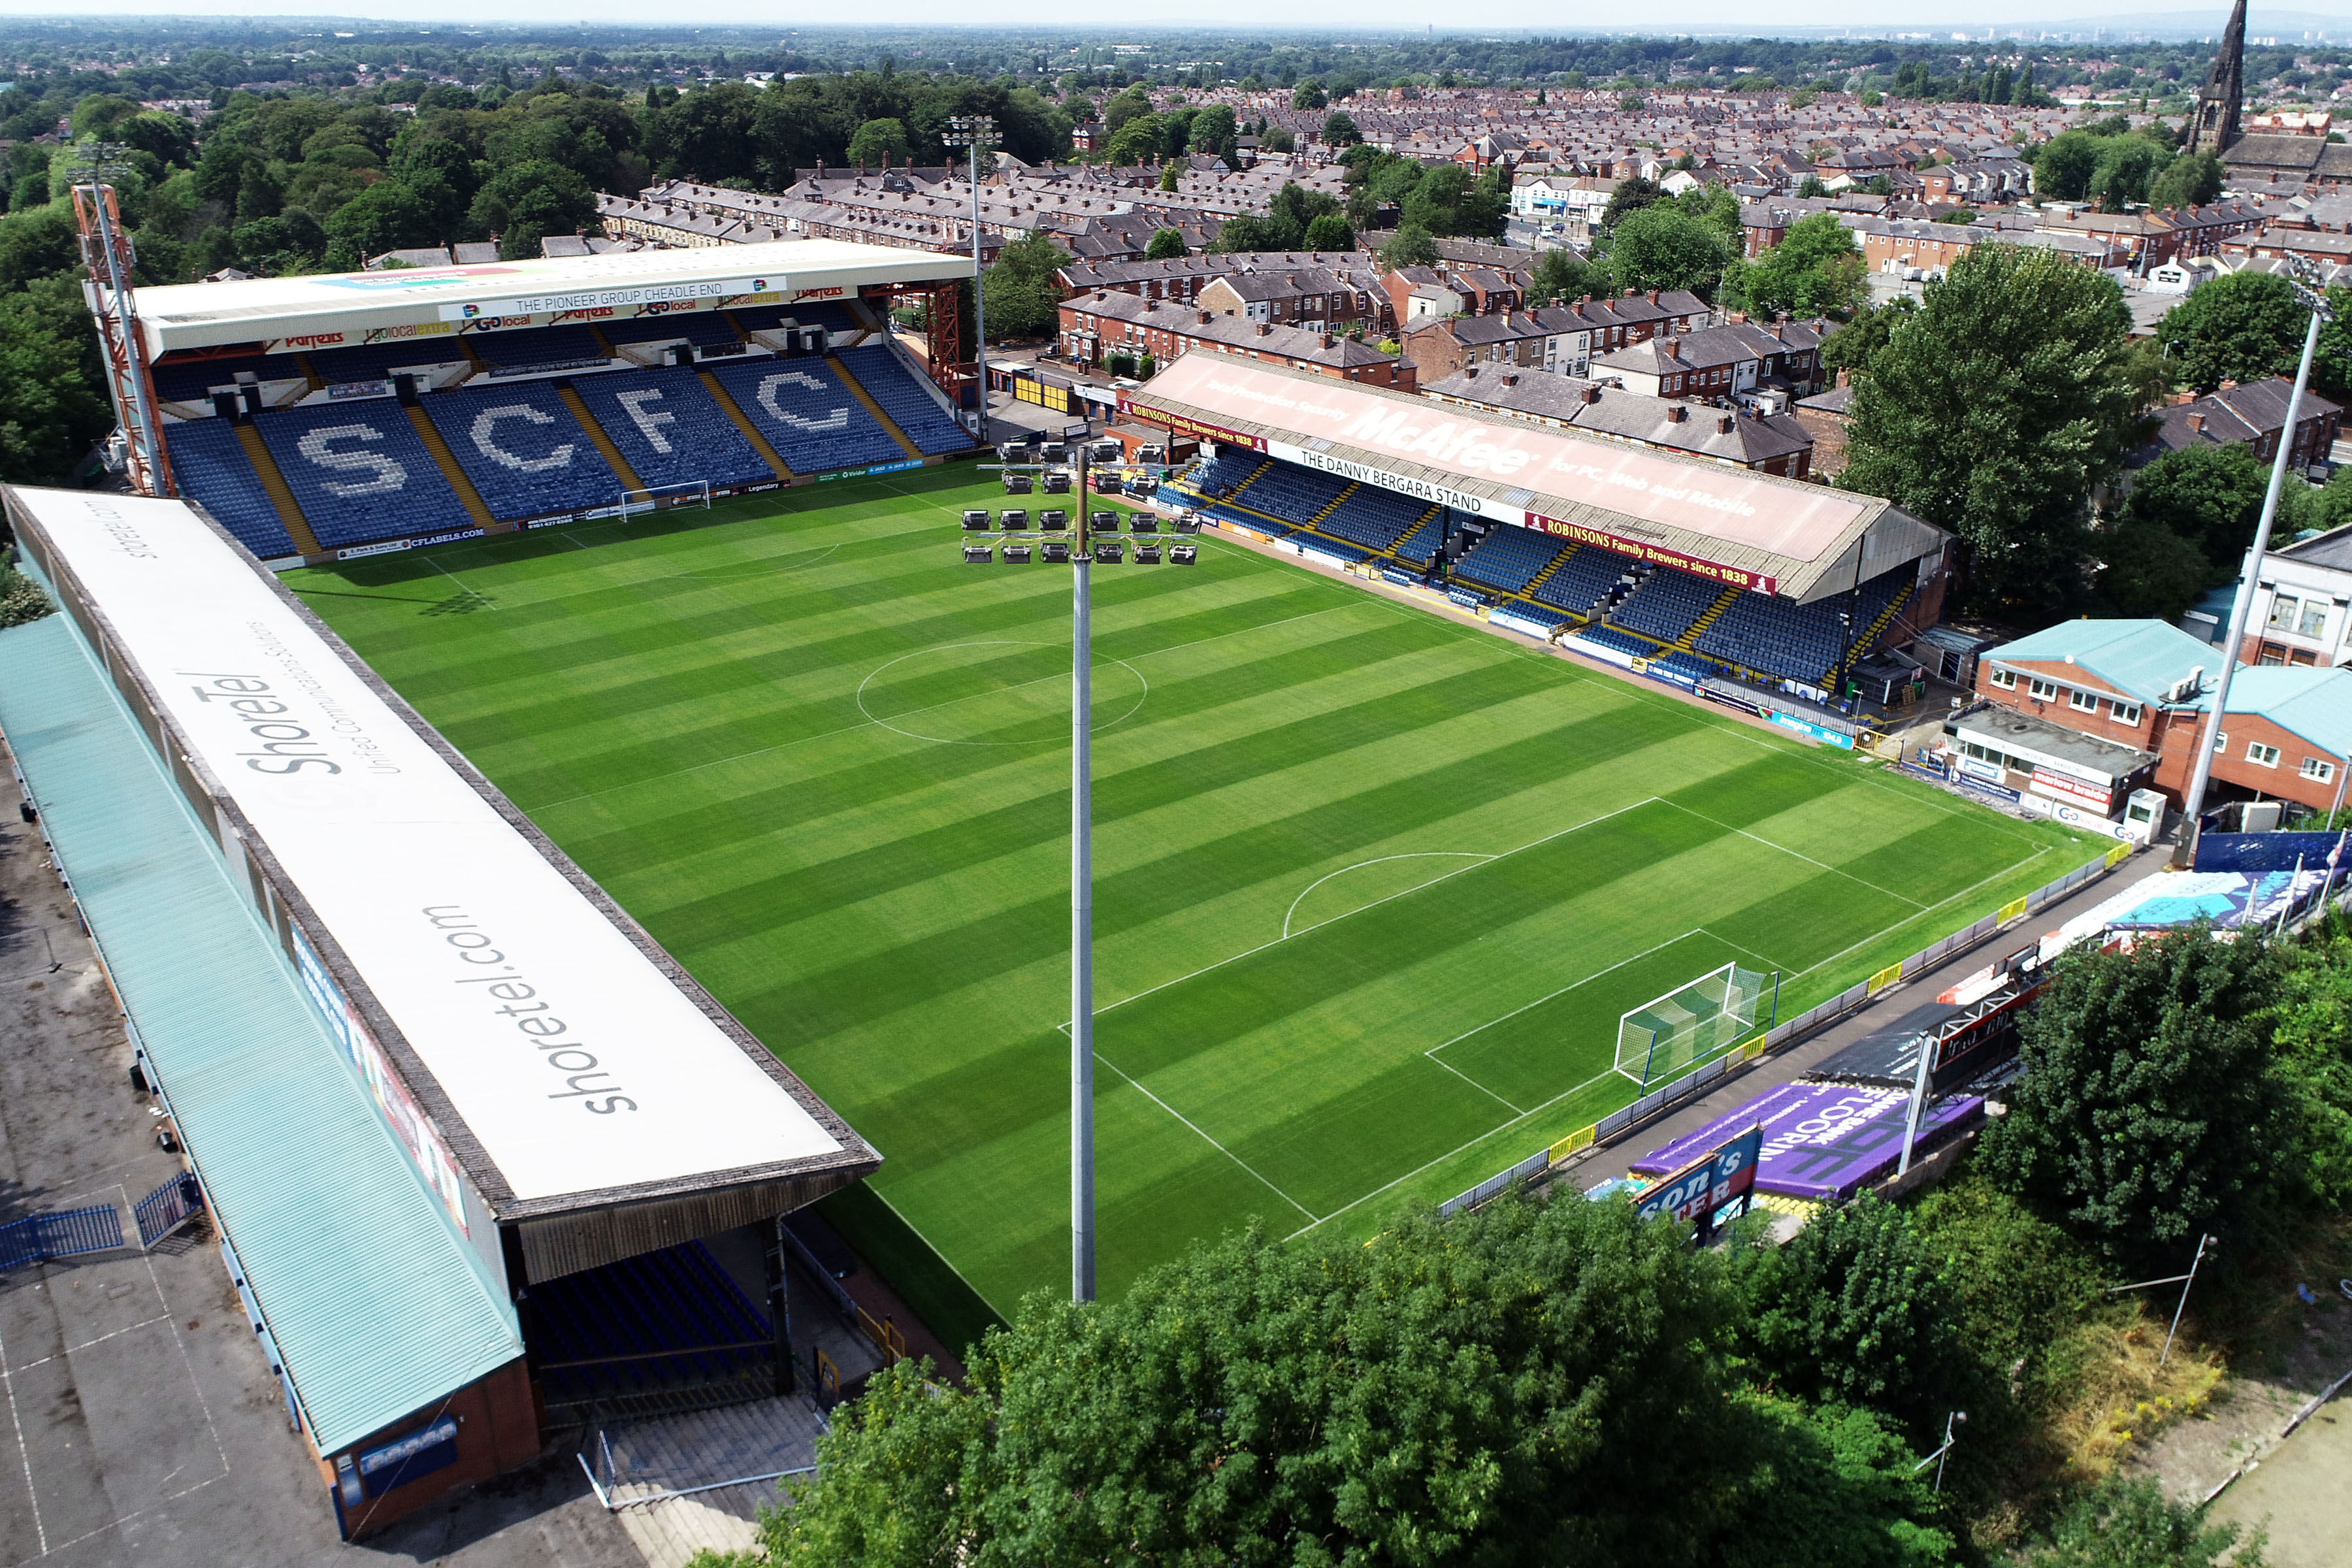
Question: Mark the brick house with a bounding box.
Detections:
[2129,376,2344,476]
[1958,618,2352,814]
[1058,289,1415,387]
[1587,319,1823,400]
[1424,366,1813,476]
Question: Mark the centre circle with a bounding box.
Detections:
[856,640,1149,745]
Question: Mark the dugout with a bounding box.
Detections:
[0,485,879,1536]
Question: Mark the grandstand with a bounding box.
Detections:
[1139,356,1946,699]
[111,240,977,564]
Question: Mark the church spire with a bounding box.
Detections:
[2188,0,2247,156]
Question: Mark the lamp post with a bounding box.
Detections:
[942,115,996,446]
[2180,259,2336,845]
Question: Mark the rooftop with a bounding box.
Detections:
[1983,617,2221,705]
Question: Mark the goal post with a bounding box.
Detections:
[1615,961,1774,1090]
[618,480,711,517]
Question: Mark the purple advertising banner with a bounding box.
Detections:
[1629,1081,1985,1201]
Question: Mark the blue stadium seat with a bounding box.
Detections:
[151,355,278,402]
[1692,568,1910,685]
[732,301,862,338]
[1313,485,1429,552]
[308,340,468,384]
[252,402,480,549]
[568,367,777,493]
[1452,523,1567,593]
[423,383,621,521]
[1392,509,1446,564]
[467,325,609,371]
[161,418,299,559]
[600,312,743,349]
[1533,544,1637,617]
[703,357,906,474]
[1608,569,1721,645]
[839,345,970,454]
[529,1240,773,1407]
[1231,463,1348,527]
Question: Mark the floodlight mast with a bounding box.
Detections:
[69,148,171,498]
[1070,450,1095,1303]
[943,115,996,446]
[2178,259,2335,846]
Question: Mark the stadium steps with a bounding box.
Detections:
[231,423,324,557]
[1226,459,1273,498]
[697,370,796,482]
[1860,580,1914,651]
[291,352,325,394]
[1522,542,1576,595]
[825,353,924,461]
[457,336,490,378]
[588,322,619,358]
[402,405,499,530]
[1307,482,1358,526]
[1676,585,1742,651]
[557,382,646,492]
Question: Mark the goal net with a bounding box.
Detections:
[1615,962,1772,1089]
[619,480,711,516]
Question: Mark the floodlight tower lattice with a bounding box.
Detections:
[69,146,171,498]
[942,115,996,446]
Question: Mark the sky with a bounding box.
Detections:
[0,0,2342,32]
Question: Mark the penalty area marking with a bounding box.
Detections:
[853,640,1149,747]
[1282,852,1496,939]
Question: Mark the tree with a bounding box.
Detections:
[1187,104,1237,157]
[1606,204,1733,297]
[762,1197,1749,1568]
[1728,211,1865,318]
[2265,911,2352,1206]
[1532,246,1611,304]
[2031,129,2101,201]
[1713,1396,1958,1568]
[980,229,1070,340]
[321,180,438,269]
[1101,86,1152,138]
[1980,931,2291,1276]
[466,159,598,261]
[1157,159,1181,192]
[1303,212,1355,252]
[1102,113,1166,167]
[2095,517,2212,619]
[1600,174,1661,231]
[2149,151,2225,209]
[1797,173,1829,198]
[2119,442,2270,574]
[845,117,910,169]
[2023,1475,2267,1568]
[0,276,110,486]
[2159,271,2306,394]
[1839,244,2141,613]
[2089,136,2170,211]
[1401,163,1475,236]
[1145,226,1186,259]
[1734,1197,1977,1442]
[1262,127,1296,155]
[1378,221,1440,270]
[1291,81,1328,110]
[1322,110,1361,146]
[1821,296,1917,380]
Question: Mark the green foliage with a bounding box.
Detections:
[1599,174,1660,231]
[2270,911,2352,1212]
[1144,225,1186,259]
[1726,211,1865,319]
[979,229,1069,341]
[2158,271,2306,394]
[1531,246,1611,304]
[1157,160,1180,192]
[2031,130,2102,201]
[1101,112,1165,167]
[1605,202,1733,299]
[1981,932,2291,1277]
[1290,81,1327,110]
[845,117,911,168]
[2023,1475,2266,1568]
[1798,173,1829,198]
[1714,1395,1959,1568]
[2118,442,2268,579]
[468,157,597,261]
[1821,296,1916,380]
[0,274,110,486]
[1302,212,1355,252]
[2149,151,2224,209]
[0,557,56,628]
[1217,181,1346,253]
[2087,136,2172,212]
[1735,1196,1976,1441]
[1188,104,1237,157]
[1322,109,1361,146]
[1839,244,2140,615]
[1378,221,1440,270]
[2095,517,2212,619]
[1910,1174,2106,1405]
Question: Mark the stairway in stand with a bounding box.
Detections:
[825,353,923,461]
[230,424,323,555]
[597,1392,831,1568]
[402,406,498,529]
[698,371,795,482]
[1676,586,1742,651]
[557,382,644,491]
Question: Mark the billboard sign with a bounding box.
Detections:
[1633,1081,1984,1201]
[1632,1124,1762,1239]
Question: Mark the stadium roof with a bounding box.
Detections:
[131,238,972,354]
[1122,355,1947,603]
[0,610,522,1455]
[5,486,878,1235]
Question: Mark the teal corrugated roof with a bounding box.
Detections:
[1986,619,2218,704]
[2221,666,2352,759]
[0,612,521,1455]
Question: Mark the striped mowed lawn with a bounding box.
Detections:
[287,465,2097,1327]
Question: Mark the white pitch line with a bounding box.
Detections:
[1425,1053,1523,1115]
[1658,798,1928,909]
[1424,927,1714,1062]
[0,1316,42,1558]
[1282,852,1494,939]
[9,1315,171,1373]
[1090,1053,1318,1223]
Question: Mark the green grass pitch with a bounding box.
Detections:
[286,464,2099,1337]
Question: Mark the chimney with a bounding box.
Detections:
[1717,414,1735,433]
[1199,309,1213,325]
[1836,367,1850,389]
[1321,332,1334,348]
[2218,379,2238,391]
[1647,288,1660,304]
[1668,405,1688,422]
[2187,413,2205,433]
[1256,321,1271,335]
[1463,365,1478,378]
[1582,385,1602,403]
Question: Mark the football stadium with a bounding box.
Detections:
[0,234,2103,1532]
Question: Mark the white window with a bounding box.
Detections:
[2029,677,2060,700]
[2070,689,2098,712]
[1990,668,2017,689]
[2269,595,2302,630]
[2302,756,2336,783]
[2213,730,2229,752]
[2114,702,2142,725]
[2247,741,2281,767]
[2301,600,2328,638]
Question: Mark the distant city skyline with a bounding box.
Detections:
[0,0,2346,37]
